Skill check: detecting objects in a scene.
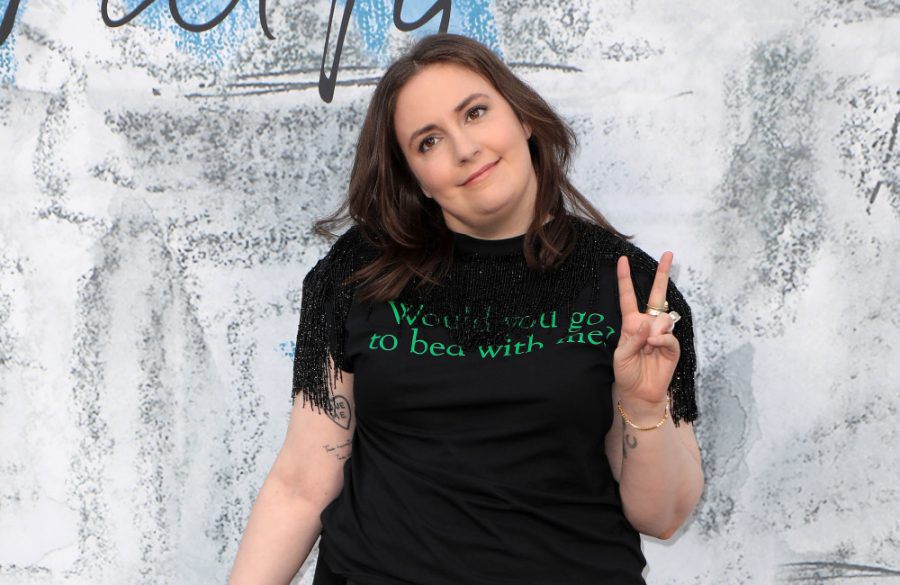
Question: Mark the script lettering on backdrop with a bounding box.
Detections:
[0,0,23,47]
[319,0,450,102]
[99,0,274,38]
[2,0,451,103]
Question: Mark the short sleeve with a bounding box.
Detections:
[290,225,375,412]
[291,258,340,414]
[325,287,355,374]
[628,262,699,426]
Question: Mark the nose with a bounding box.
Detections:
[453,129,481,162]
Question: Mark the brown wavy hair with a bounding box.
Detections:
[312,32,631,303]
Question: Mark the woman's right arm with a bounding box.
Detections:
[227,360,356,585]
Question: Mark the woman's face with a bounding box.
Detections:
[392,62,538,238]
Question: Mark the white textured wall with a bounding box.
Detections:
[1,1,898,583]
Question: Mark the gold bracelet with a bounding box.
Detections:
[617,395,669,431]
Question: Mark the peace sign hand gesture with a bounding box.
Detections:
[613,252,681,410]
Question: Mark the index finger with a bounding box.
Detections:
[616,256,639,316]
[648,251,674,309]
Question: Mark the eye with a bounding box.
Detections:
[417,106,488,154]
[418,135,437,153]
[466,105,487,121]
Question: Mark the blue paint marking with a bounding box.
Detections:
[280,341,296,358]
[350,0,502,65]
[0,0,29,86]
[448,0,502,57]
[349,0,393,65]
[1,0,501,86]
[129,1,258,68]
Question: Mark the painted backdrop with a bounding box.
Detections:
[1,0,898,583]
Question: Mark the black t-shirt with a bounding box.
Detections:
[303,223,694,585]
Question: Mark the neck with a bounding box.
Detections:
[447,213,555,241]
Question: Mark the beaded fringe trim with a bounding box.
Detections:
[292,217,698,426]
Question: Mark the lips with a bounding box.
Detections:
[462,159,499,185]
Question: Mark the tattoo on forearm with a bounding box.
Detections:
[326,394,352,429]
[322,438,352,461]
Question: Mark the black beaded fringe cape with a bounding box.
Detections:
[292,215,698,426]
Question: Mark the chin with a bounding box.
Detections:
[477,194,522,215]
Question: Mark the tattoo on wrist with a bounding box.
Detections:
[622,416,638,457]
[625,432,638,451]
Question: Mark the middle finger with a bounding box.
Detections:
[646,252,673,311]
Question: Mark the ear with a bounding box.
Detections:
[523,121,532,140]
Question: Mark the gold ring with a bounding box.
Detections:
[645,300,669,312]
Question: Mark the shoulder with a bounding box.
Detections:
[569,216,693,312]
[305,224,381,283]
[319,224,378,262]
[569,216,659,276]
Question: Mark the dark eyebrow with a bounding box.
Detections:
[407,92,490,149]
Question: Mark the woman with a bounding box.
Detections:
[229,33,703,585]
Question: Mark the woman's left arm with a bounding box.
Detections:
[602,252,704,540]
[603,388,704,539]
